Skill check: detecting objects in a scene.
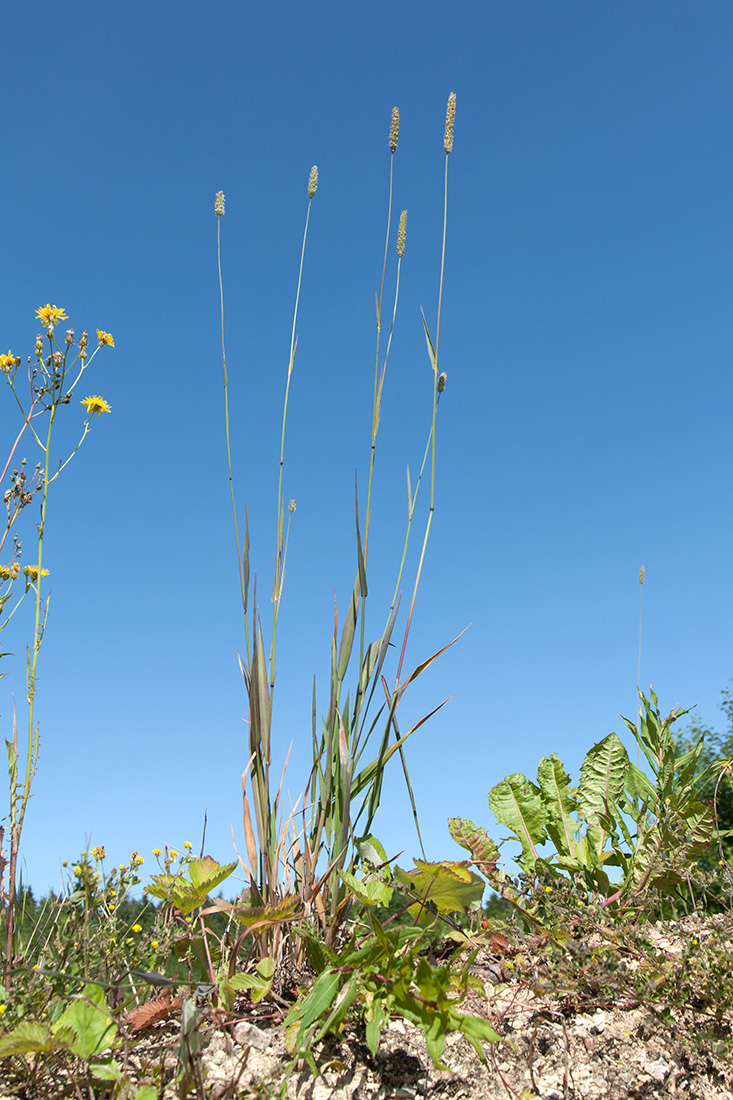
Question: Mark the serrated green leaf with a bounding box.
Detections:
[448,818,500,877]
[339,868,393,908]
[579,733,629,827]
[0,1020,66,1057]
[489,773,547,868]
[187,856,237,895]
[537,755,578,859]
[395,860,484,914]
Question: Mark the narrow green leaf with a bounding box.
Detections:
[420,308,438,374]
[336,577,360,682]
[354,476,367,598]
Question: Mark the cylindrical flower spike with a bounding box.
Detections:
[215,190,225,216]
[308,166,319,197]
[639,566,645,585]
[444,92,456,154]
[397,210,407,257]
[389,106,400,153]
[438,372,447,393]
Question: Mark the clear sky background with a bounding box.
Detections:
[2,1,733,895]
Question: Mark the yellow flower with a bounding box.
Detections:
[153,848,161,857]
[81,395,111,417]
[91,846,106,860]
[545,886,552,893]
[151,940,159,950]
[169,850,178,861]
[0,350,20,371]
[0,1004,6,1014]
[36,304,68,326]
[184,841,192,850]
[119,864,127,871]
[96,330,114,347]
[23,566,50,581]
[132,924,142,933]
[73,865,82,876]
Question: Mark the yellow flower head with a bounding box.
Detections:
[0,350,20,372]
[36,304,68,327]
[91,845,106,860]
[151,940,159,950]
[184,841,193,850]
[131,924,142,933]
[152,848,161,857]
[81,395,111,418]
[23,566,50,581]
[0,1004,7,1014]
[96,330,114,347]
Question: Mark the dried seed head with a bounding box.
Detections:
[639,566,645,585]
[437,371,447,393]
[397,210,407,257]
[389,106,400,152]
[308,166,319,197]
[288,499,297,514]
[215,191,225,217]
[444,91,456,154]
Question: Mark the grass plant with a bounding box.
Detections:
[216,98,458,960]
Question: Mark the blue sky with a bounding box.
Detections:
[2,1,733,894]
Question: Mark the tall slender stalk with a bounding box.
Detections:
[216,191,251,664]
[395,93,455,685]
[270,167,319,691]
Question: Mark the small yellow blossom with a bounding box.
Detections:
[153,848,161,857]
[92,846,106,860]
[184,841,193,850]
[0,1004,7,1014]
[134,855,144,865]
[132,924,142,933]
[23,566,50,581]
[119,864,127,871]
[81,395,111,418]
[151,940,159,950]
[32,964,40,970]
[62,860,68,867]
[0,350,20,371]
[96,330,114,347]
[169,850,178,861]
[35,304,68,326]
[73,865,82,876]
[545,886,552,893]
[505,961,514,970]
[0,564,20,581]
[109,937,116,945]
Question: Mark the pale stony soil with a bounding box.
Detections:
[1,914,731,1099]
